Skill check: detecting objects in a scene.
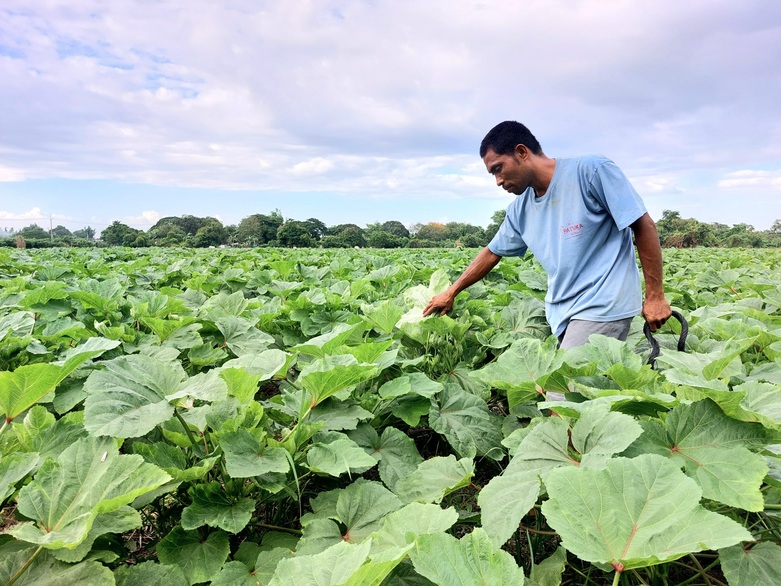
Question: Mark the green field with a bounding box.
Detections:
[1,246,780,585]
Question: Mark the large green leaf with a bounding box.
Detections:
[369,502,459,562]
[215,316,275,356]
[114,561,189,586]
[11,436,171,549]
[393,456,474,504]
[298,479,403,555]
[52,505,140,563]
[378,373,443,400]
[219,429,290,478]
[726,381,781,430]
[361,299,404,334]
[0,452,40,503]
[306,432,378,477]
[83,354,183,438]
[164,369,228,402]
[7,407,87,460]
[222,349,289,379]
[529,547,567,586]
[309,399,374,431]
[657,337,755,383]
[132,441,218,482]
[541,454,752,572]
[570,403,644,468]
[0,540,114,586]
[563,334,645,372]
[269,540,372,586]
[299,355,380,407]
[409,528,525,585]
[623,399,769,510]
[471,337,563,407]
[718,542,781,586]
[157,527,231,586]
[429,385,504,460]
[293,323,364,358]
[348,425,424,492]
[181,481,256,533]
[211,560,268,586]
[480,405,642,547]
[478,468,540,548]
[0,311,35,340]
[0,337,120,421]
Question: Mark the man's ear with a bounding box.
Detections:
[514,144,527,159]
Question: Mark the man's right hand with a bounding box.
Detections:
[423,292,456,317]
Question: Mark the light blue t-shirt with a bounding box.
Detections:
[488,155,646,337]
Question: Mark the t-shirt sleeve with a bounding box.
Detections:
[487,202,528,257]
[588,160,647,231]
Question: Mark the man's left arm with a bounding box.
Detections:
[631,212,672,331]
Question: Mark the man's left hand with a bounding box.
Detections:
[642,297,672,332]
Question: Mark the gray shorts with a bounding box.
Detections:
[556,317,634,350]
[546,318,634,403]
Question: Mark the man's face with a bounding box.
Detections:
[483,146,531,195]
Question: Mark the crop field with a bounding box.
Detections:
[1,246,781,585]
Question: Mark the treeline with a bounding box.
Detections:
[656,210,781,248]
[1,211,507,249]
[3,209,781,249]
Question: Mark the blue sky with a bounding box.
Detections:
[1,1,780,236]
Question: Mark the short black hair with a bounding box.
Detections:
[479,121,542,158]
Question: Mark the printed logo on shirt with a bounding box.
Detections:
[561,221,585,240]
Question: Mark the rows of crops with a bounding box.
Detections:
[1,246,780,585]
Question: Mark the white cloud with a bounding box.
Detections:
[0,207,45,221]
[0,166,27,182]
[291,158,335,175]
[124,210,161,228]
[718,170,781,189]
[630,174,682,195]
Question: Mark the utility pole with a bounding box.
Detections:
[49,215,54,242]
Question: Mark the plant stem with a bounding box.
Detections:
[687,554,713,586]
[612,570,621,586]
[6,546,43,586]
[519,524,557,535]
[256,522,302,535]
[174,408,198,447]
[0,418,8,439]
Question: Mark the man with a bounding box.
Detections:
[423,121,671,350]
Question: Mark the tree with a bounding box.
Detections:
[150,215,210,237]
[303,218,327,241]
[322,224,366,247]
[380,220,410,238]
[277,221,315,247]
[51,225,72,238]
[236,211,284,246]
[485,209,506,241]
[73,226,96,240]
[101,221,142,246]
[366,230,406,248]
[159,225,189,246]
[444,222,484,242]
[415,222,448,241]
[18,224,49,240]
[193,221,228,247]
[770,219,781,234]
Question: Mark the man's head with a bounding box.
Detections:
[479,121,542,158]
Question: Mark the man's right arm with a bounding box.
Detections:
[422,246,502,316]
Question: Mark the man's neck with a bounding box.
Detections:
[531,155,556,197]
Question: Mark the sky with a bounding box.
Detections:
[1,1,780,236]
